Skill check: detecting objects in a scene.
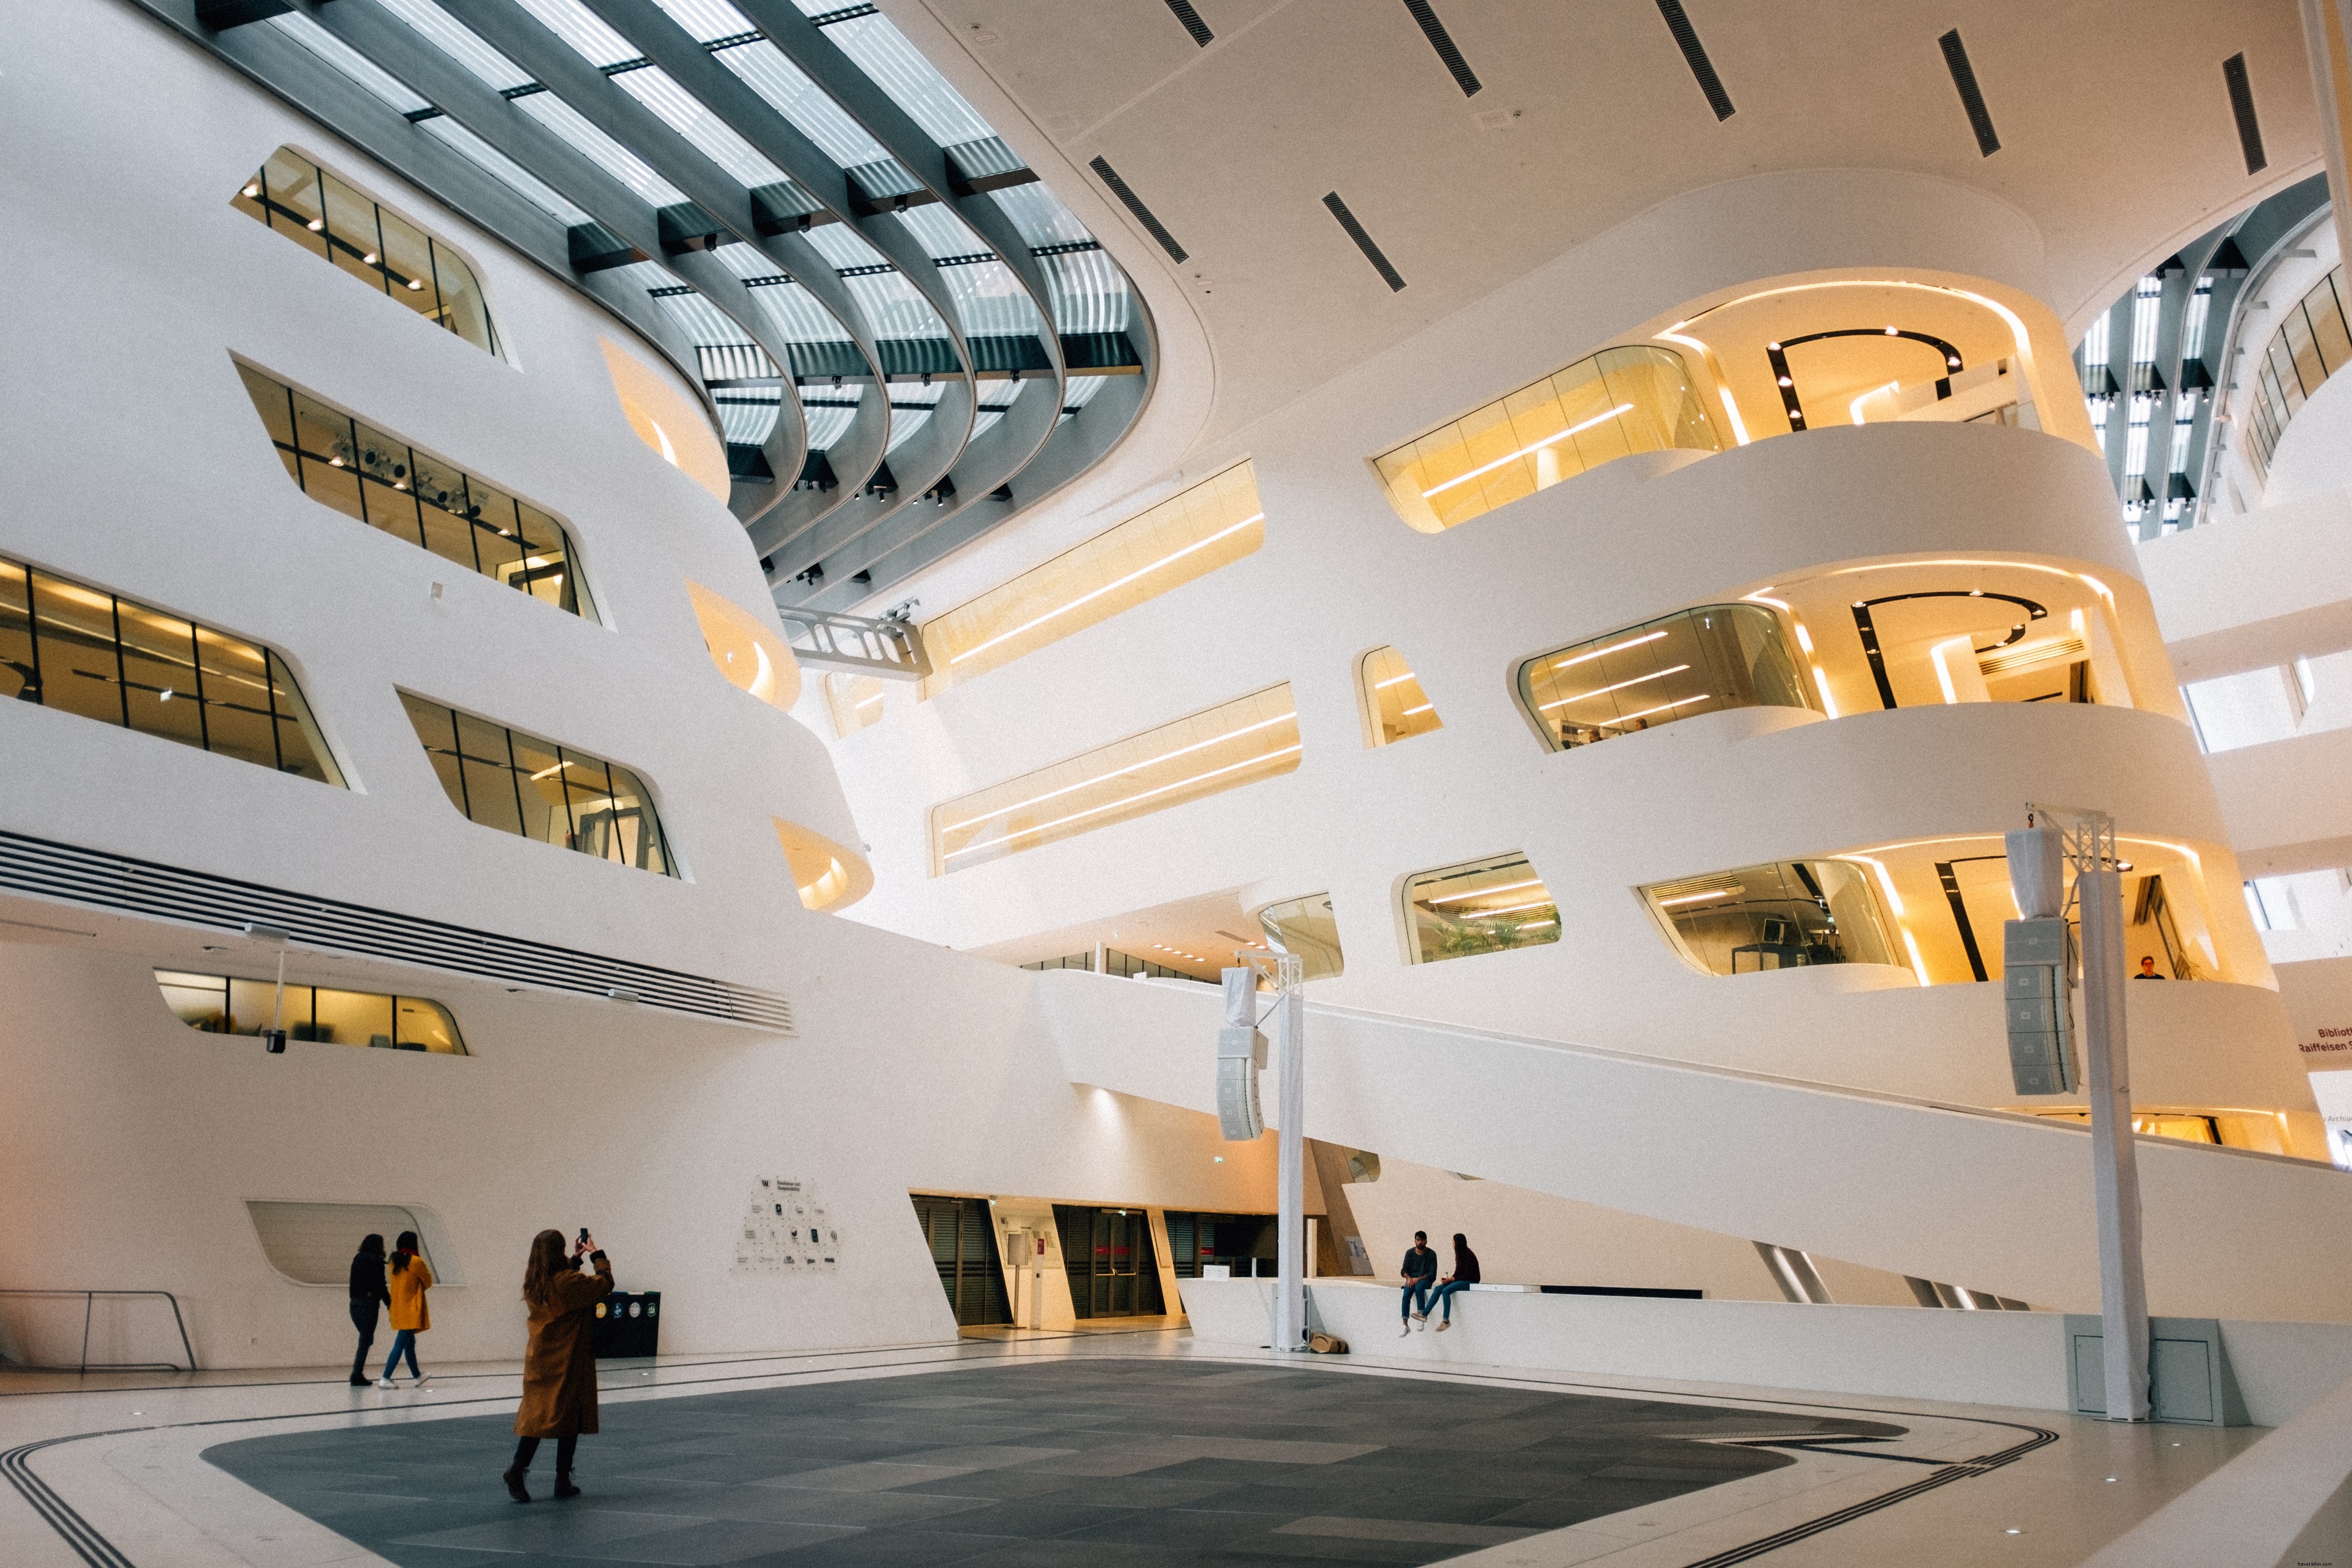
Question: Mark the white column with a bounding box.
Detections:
[2079,865,2152,1420]
[1273,983,1305,1353]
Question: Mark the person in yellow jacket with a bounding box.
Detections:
[375,1230,434,1389]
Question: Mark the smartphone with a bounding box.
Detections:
[577,1228,590,1245]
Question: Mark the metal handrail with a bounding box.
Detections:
[774,604,932,680]
[0,1290,197,1374]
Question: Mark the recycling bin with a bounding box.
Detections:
[591,1290,661,1358]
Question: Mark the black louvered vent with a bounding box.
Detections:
[1938,30,2000,156]
[0,828,793,1032]
[1401,0,1481,97]
[1163,0,1213,47]
[1089,156,1188,263]
[2224,53,2267,174]
[1323,193,1407,292]
[1654,0,1733,120]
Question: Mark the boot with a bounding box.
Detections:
[552,1473,581,1500]
[501,1466,530,1504]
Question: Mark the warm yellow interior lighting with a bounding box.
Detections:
[1539,663,1690,711]
[772,818,870,913]
[1555,630,1667,670]
[1359,645,1444,746]
[1420,404,1634,498]
[598,338,730,504]
[685,580,802,712]
[922,463,1264,698]
[824,673,886,738]
[932,686,1301,874]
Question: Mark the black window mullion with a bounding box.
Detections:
[107,596,130,729]
[21,561,44,710]
[263,648,288,772]
[553,744,586,857]
[401,443,428,548]
[443,705,474,821]
[371,200,392,299]
[280,385,309,496]
[461,476,486,574]
[501,725,528,835]
[425,238,451,336]
[187,619,210,753]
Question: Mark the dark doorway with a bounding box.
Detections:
[1163,1211,1277,1278]
[910,1194,1010,1326]
[1051,1204,1165,1318]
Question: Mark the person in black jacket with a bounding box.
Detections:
[1428,1233,1481,1332]
[348,1233,391,1386]
[1399,1232,1438,1334]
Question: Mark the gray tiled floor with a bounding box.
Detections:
[204,1360,1903,1568]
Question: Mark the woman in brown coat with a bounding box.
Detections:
[501,1229,613,1503]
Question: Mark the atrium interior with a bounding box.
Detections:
[9,2,2352,1566]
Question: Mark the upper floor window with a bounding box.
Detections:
[1374,346,1718,533]
[1640,861,1902,977]
[237,363,592,618]
[919,462,1265,698]
[825,673,887,737]
[1401,854,1560,965]
[233,148,499,356]
[1359,646,1442,746]
[156,970,466,1054]
[931,684,1299,873]
[0,556,341,785]
[1515,604,1812,751]
[1258,893,1344,979]
[399,694,676,877]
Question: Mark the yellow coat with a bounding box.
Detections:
[387,1255,434,1331]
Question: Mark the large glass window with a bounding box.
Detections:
[232,148,499,356]
[400,694,676,876]
[1359,647,1441,746]
[931,685,1299,873]
[155,970,466,1054]
[2249,265,2352,479]
[1516,604,1812,751]
[1640,861,1902,976]
[237,364,591,617]
[918,462,1265,698]
[1374,346,1719,532]
[1258,893,1343,979]
[1401,854,1561,965]
[0,557,340,784]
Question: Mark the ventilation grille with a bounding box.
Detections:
[2224,53,2266,174]
[1163,0,1213,47]
[1323,193,1407,291]
[1401,0,1481,97]
[1938,30,2000,156]
[1655,0,1734,120]
[1089,156,1188,263]
[0,828,793,1032]
[1977,635,2086,677]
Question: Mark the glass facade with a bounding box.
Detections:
[238,364,591,617]
[1360,646,1441,746]
[1401,854,1561,965]
[2248,264,2351,478]
[1258,893,1343,979]
[1641,861,1902,976]
[919,463,1264,698]
[931,685,1299,873]
[1374,346,1719,532]
[0,557,340,784]
[155,970,466,1053]
[824,672,886,737]
[233,148,498,355]
[400,694,676,876]
[1516,604,1812,751]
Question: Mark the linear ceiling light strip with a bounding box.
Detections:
[2223,53,2266,175]
[1937,30,2000,157]
[1163,0,1214,48]
[1400,0,1481,97]
[1323,192,1406,292]
[1653,0,1734,121]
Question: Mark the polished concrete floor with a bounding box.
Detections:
[203,1359,1877,1568]
[0,1330,2268,1568]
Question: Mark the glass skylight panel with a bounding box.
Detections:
[1061,375,1111,412]
[1040,250,1131,335]
[515,92,689,205]
[843,270,949,341]
[801,222,888,271]
[991,184,1093,249]
[613,63,791,188]
[2129,274,2162,364]
[937,265,1046,339]
[798,2,994,146]
[886,408,934,453]
[647,0,756,41]
[801,400,859,449]
[377,0,536,91]
[511,0,638,67]
[271,14,434,114]
[714,390,780,444]
[421,119,592,224]
[2183,278,2214,361]
[893,202,989,263]
[708,32,892,170]
[716,246,851,342]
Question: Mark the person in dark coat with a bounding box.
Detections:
[1428,1233,1482,1332]
[502,1229,613,1503]
[347,1233,391,1386]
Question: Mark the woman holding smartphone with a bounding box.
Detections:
[503,1228,613,1502]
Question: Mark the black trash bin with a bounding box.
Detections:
[591,1291,661,1358]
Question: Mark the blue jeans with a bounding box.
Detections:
[1400,1279,1432,1319]
[1429,1280,1472,1321]
[381,1329,420,1379]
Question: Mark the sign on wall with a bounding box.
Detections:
[733,1176,841,1272]
[2307,1071,2352,1171]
